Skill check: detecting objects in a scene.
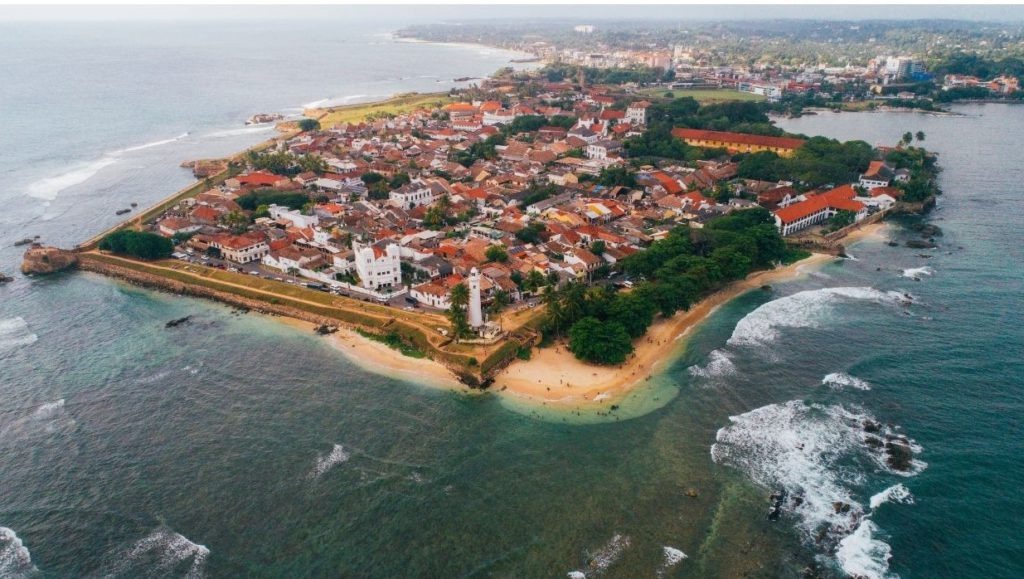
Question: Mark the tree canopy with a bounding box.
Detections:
[100,230,174,260]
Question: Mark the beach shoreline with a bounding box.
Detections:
[488,251,841,407]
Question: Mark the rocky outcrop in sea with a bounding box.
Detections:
[21,245,78,275]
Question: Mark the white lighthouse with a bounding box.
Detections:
[468,267,483,328]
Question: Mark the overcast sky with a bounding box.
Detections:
[3,4,1024,23]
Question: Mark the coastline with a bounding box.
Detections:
[490,251,840,407]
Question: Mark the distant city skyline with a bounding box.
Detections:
[3,4,1024,24]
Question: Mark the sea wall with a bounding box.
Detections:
[75,254,509,387]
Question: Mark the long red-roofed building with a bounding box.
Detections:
[773,184,867,236]
[672,128,805,157]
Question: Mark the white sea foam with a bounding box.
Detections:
[822,372,873,391]
[26,157,118,201]
[712,400,922,576]
[573,533,630,577]
[901,266,934,279]
[728,287,904,347]
[105,528,209,579]
[657,546,687,576]
[0,527,38,578]
[0,318,38,352]
[870,484,915,510]
[117,132,190,153]
[835,519,895,579]
[205,125,275,139]
[688,349,736,380]
[1,398,75,440]
[310,444,350,478]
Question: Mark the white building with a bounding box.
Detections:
[468,268,483,328]
[586,139,622,160]
[389,180,437,210]
[625,101,651,125]
[353,240,402,290]
[268,204,319,229]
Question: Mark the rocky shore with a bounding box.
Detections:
[21,245,78,275]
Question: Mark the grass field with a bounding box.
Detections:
[637,88,766,103]
[313,92,453,127]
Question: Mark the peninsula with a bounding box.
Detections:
[38,69,939,405]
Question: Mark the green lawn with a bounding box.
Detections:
[637,88,766,103]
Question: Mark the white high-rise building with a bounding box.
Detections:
[468,268,483,328]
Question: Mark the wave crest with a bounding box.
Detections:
[822,372,872,391]
[310,444,350,479]
[728,287,907,347]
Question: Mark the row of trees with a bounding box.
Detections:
[245,150,327,177]
[544,208,788,365]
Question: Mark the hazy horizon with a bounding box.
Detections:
[3,4,1024,24]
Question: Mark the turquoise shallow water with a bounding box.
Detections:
[1,19,1022,578]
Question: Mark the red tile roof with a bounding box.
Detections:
[774,184,864,224]
[672,128,806,151]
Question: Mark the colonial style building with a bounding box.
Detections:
[773,184,867,236]
[671,128,806,157]
[353,240,402,290]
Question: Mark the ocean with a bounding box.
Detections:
[1,19,1022,578]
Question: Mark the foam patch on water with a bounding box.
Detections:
[901,266,934,279]
[728,287,907,347]
[822,372,872,391]
[835,520,895,579]
[569,533,631,577]
[205,125,275,138]
[1,399,75,440]
[0,318,38,352]
[0,527,38,578]
[117,132,190,153]
[870,484,914,510]
[310,444,350,478]
[26,157,118,200]
[657,546,687,576]
[688,349,736,380]
[104,528,209,579]
[711,400,923,575]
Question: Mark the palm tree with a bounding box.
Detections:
[915,131,926,142]
[448,283,471,340]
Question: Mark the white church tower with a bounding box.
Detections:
[468,268,483,328]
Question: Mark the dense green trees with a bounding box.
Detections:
[99,230,174,260]
[485,245,509,263]
[735,136,873,188]
[596,166,637,188]
[568,317,634,365]
[236,190,309,211]
[623,208,787,320]
[297,118,321,132]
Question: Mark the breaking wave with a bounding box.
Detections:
[310,444,350,478]
[102,528,208,579]
[657,546,687,576]
[835,520,895,579]
[822,372,873,391]
[728,287,909,347]
[901,266,934,279]
[870,484,914,510]
[0,527,38,578]
[205,125,275,139]
[0,318,38,352]
[117,132,190,153]
[711,400,923,578]
[569,533,631,577]
[688,349,736,380]
[26,157,118,201]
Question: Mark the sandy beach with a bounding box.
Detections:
[279,222,888,410]
[491,253,838,406]
[276,317,468,392]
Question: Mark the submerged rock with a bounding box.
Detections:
[21,245,78,275]
[0,272,13,284]
[885,441,915,471]
[165,316,192,328]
